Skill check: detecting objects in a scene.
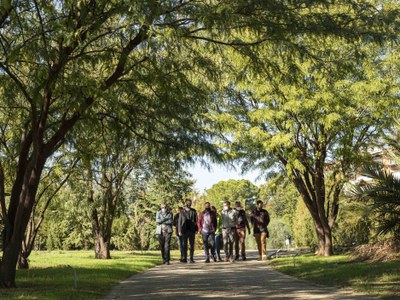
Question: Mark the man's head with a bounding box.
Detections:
[235,201,242,208]
[211,206,217,213]
[256,200,263,210]
[160,203,167,212]
[223,201,231,211]
[204,202,211,210]
[185,199,192,208]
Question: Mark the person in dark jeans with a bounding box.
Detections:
[156,203,173,265]
[198,202,217,263]
[178,199,198,263]
[173,206,184,262]
[211,206,223,261]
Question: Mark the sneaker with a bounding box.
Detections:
[257,256,262,261]
[166,261,170,265]
[218,256,222,262]
[212,255,217,262]
[204,258,210,263]
[229,257,235,263]
[234,255,240,261]
[181,259,187,263]
[190,258,195,263]
[224,256,229,262]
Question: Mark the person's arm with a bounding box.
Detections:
[156,211,162,224]
[178,213,183,236]
[197,212,203,233]
[164,212,173,226]
[265,210,270,226]
[244,213,251,233]
[194,210,198,232]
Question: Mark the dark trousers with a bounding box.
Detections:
[182,232,195,260]
[201,231,215,258]
[214,233,222,257]
[222,228,236,259]
[177,235,184,258]
[159,232,172,262]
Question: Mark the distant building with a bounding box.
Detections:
[351,148,400,184]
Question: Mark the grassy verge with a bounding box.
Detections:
[0,250,179,300]
[269,253,400,299]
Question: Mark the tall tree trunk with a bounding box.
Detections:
[94,232,111,259]
[0,239,20,287]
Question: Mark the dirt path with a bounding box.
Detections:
[105,251,376,299]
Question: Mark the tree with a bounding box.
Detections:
[214,30,399,255]
[205,179,259,209]
[0,0,222,286]
[0,0,397,286]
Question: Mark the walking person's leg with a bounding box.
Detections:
[234,228,240,260]
[215,234,222,261]
[229,228,236,262]
[160,234,165,263]
[202,232,210,262]
[182,234,188,262]
[261,232,267,260]
[254,233,262,260]
[209,233,216,261]
[178,236,184,262]
[165,233,171,264]
[189,232,196,263]
[222,228,229,262]
[239,229,246,260]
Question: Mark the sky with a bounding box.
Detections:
[185,161,263,193]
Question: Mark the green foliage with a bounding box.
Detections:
[205,179,259,210]
[268,220,292,249]
[333,196,373,248]
[352,166,400,239]
[293,201,317,249]
[260,175,299,228]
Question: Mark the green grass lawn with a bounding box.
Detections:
[269,253,400,299]
[0,250,179,300]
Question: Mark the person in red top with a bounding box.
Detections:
[198,202,217,263]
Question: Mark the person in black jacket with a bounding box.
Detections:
[173,206,184,262]
[250,200,270,261]
[178,199,198,263]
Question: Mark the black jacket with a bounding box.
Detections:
[178,207,198,234]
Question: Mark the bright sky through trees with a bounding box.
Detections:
[186,161,261,192]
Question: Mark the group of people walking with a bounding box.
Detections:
[155,199,270,265]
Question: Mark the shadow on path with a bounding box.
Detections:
[105,250,376,299]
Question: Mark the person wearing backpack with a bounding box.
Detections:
[178,199,198,263]
[234,201,251,261]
